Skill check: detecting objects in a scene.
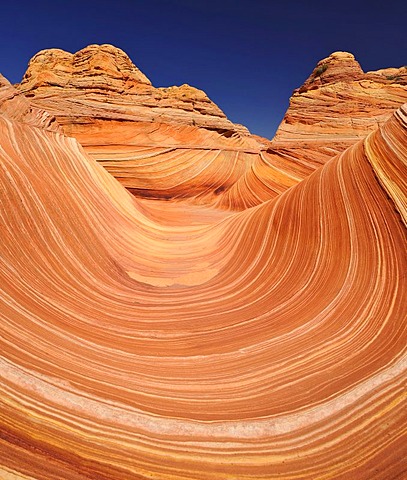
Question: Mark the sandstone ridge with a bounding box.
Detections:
[271,50,407,174]
[11,46,407,210]
[21,44,152,90]
[18,44,248,135]
[299,51,364,91]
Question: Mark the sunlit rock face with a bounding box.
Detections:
[0,74,60,131]
[199,52,407,210]
[271,51,407,172]
[17,46,407,210]
[17,44,276,205]
[0,49,406,479]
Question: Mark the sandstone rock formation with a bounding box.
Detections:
[0,74,59,131]
[17,44,272,203]
[0,48,406,479]
[18,44,233,129]
[216,53,407,208]
[271,51,407,172]
[16,46,407,210]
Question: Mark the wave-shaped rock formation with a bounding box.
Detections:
[1,47,407,479]
[17,45,278,208]
[16,46,407,210]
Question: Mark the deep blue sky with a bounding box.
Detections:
[0,0,405,138]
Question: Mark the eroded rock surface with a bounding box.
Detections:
[16,46,407,209]
[0,50,406,479]
[18,44,248,134]
[271,51,407,172]
[17,44,270,204]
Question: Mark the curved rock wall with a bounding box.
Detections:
[0,70,406,478]
[16,47,407,211]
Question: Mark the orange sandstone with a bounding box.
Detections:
[17,46,407,209]
[0,48,406,479]
[272,51,407,171]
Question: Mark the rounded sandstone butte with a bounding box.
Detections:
[272,52,407,175]
[299,51,364,91]
[72,43,152,84]
[20,44,151,91]
[20,48,75,89]
[17,44,251,139]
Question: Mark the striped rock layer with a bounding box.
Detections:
[272,51,407,168]
[15,46,407,210]
[0,52,407,479]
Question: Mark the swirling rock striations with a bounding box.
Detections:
[1,60,406,479]
[17,44,281,204]
[219,53,407,209]
[0,74,59,132]
[271,51,407,174]
[17,46,407,210]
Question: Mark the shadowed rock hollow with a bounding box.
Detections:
[0,45,406,479]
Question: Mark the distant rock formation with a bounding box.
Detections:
[271,51,407,171]
[214,52,407,209]
[15,46,407,211]
[18,44,249,134]
[17,44,272,203]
